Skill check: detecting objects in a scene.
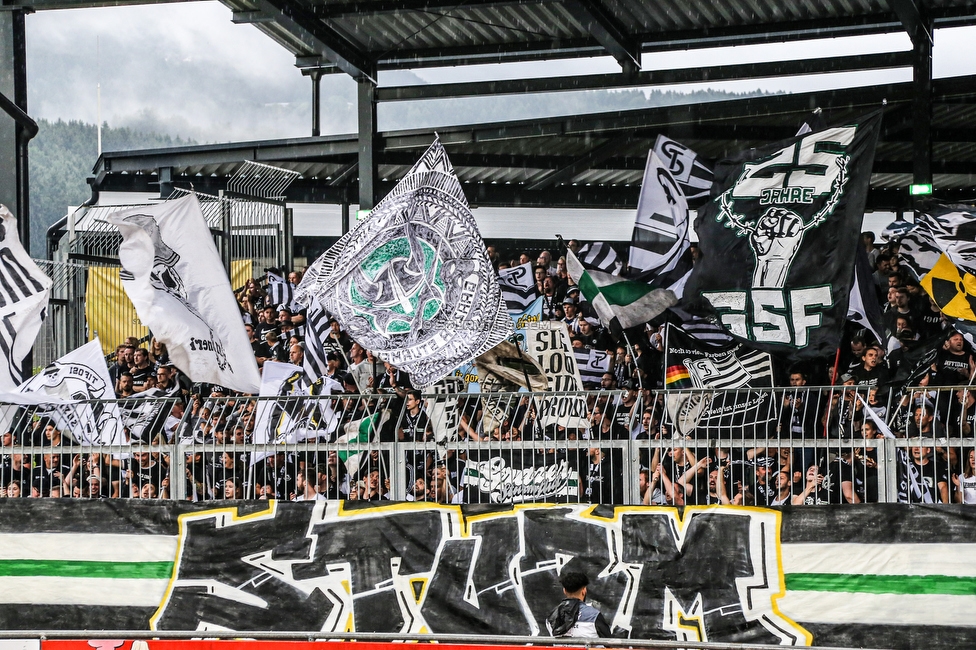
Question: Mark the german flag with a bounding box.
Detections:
[920,254,976,322]
[665,364,692,388]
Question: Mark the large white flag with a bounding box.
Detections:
[109,195,261,393]
[0,339,124,445]
[0,205,51,390]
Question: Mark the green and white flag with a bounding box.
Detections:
[566,249,677,330]
[296,139,512,386]
[336,409,391,476]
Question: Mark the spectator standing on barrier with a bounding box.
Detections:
[398,389,433,489]
[582,447,623,504]
[546,571,611,639]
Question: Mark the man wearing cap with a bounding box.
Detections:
[561,298,580,333]
[574,316,612,352]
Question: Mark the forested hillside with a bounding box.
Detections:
[28,119,194,256]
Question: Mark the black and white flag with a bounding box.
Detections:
[901,201,976,279]
[577,242,622,275]
[0,205,51,390]
[296,139,512,387]
[629,151,694,295]
[498,262,540,314]
[265,270,294,310]
[110,195,262,394]
[302,296,331,381]
[652,135,714,208]
[0,339,125,445]
[663,324,776,438]
[848,244,886,346]
[684,111,882,360]
[573,347,611,387]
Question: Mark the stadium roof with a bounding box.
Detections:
[92,72,976,212]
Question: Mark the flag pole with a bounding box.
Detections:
[621,329,642,391]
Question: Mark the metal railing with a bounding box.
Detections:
[0,385,974,505]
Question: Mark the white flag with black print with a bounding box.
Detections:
[497,261,540,314]
[0,338,124,445]
[652,135,714,208]
[109,194,261,394]
[0,205,51,391]
[577,242,622,275]
[630,151,692,282]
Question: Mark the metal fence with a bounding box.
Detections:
[1,384,974,505]
[31,258,86,369]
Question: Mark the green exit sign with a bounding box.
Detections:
[910,183,933,196]
[356,209,371,221]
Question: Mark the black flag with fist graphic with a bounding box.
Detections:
[684,111,881,360]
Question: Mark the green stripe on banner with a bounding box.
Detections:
[577,269,654,306]
[0,559,173,580]
[786,573,976,596]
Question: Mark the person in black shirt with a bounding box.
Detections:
[932,332,974,386]
[130,348,154,392]
[850,345,889,388]
[398,389,433,489]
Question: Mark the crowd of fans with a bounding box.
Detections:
[1,233,974,505]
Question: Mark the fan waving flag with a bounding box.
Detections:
[567,249,676,330]
[109,194,261,394]
[684,111,882,360]
[296,139,512,387]
[0,205,51,390]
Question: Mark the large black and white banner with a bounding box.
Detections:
[652,135,714,208]
[900,201,976,280]
[498,262,540,313]
[685,112,881,359]
[574,347,611,386]
[302,296,331,382]
[629,151,692,294]
[8,500,976,649]
[524,322,589,430]
[663,324,776,438]
[0,338,124,445]
[0,205,51,390]
[296,140,511,386]
[110,195,262,394]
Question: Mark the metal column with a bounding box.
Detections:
[0,9,30,252]
[309,69,322,137]
[912,25,933,197]
[357,77,377,213]
[340,202,350,234]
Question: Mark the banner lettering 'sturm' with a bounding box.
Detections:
[110,195,261,394]
[685,111,881,360]
[296,139,512,387]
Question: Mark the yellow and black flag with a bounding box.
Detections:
[920,254,976,322]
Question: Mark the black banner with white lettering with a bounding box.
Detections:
[684,111,881,360]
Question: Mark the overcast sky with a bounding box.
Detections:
[24,2,976,143]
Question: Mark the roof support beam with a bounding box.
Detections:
[376,51,913,101]
[558,0,639,72]
[526,136,630,191]
[889,0,933,46]
[251,0,375,81]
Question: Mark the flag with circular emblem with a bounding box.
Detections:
[295,139,512,387]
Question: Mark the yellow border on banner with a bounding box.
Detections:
[150,502,810,645]
[150,501,279,631]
